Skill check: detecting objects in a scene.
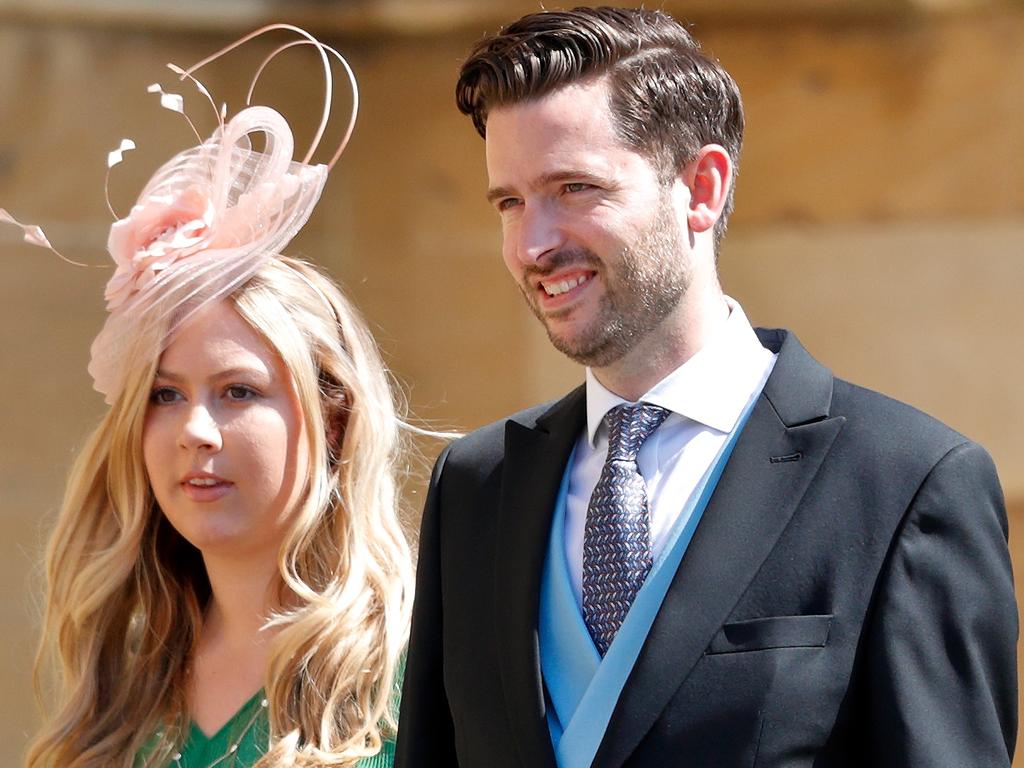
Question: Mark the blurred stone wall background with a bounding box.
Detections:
[0,0,1021,763]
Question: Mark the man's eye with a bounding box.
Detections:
[564,182,593,194]
[496,197,522,212]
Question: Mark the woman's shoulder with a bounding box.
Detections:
[357,652,403,768]
[356,736,395,768]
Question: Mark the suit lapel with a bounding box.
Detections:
[495,387,586,768]
[595,330,846,768]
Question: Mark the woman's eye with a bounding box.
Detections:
[149,387,181,405]
[225,385,257,401]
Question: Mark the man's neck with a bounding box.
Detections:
[592,287,730,401]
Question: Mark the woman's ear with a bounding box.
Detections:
[321,378,348,465]
[683,144,732,234]
[327,409,346,462]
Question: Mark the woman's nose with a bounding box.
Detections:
[178,403,223,452]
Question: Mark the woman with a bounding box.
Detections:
[15,26,412,768]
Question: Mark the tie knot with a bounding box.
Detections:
[604,403,670,462]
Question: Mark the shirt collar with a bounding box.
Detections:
[584,297,775,445]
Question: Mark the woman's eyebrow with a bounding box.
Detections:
[153,368,185,383]
[153,366,272,383]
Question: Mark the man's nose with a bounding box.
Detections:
[513,201,565,265]
[178,403,223,452]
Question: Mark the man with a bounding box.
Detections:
[397,7,1017,767]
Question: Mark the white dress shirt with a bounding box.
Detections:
[564,298,778,608]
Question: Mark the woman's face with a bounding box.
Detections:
[143,299,310,564]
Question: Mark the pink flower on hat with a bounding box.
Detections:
[104,184,217,309]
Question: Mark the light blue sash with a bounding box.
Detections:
[539,396,758,768]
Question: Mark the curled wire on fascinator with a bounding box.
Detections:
[1,24,358,405]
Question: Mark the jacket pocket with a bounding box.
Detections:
[705,614,833,655]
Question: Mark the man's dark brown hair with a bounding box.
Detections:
[456,6,745,247]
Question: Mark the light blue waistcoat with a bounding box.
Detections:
[539,396,758,768]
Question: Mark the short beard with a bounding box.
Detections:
[520,196,690,368]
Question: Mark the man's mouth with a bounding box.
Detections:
[540,272,593,297]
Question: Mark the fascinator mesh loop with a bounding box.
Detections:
[3,26,357,405]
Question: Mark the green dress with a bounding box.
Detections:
[137,690,396,767]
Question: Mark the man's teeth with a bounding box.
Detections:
[188,478,219,487]
[543,274,589,297]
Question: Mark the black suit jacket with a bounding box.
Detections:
[396,329,1017,767]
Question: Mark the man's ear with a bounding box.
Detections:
[682,144,732,234]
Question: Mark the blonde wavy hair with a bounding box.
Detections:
[26,256,414,767]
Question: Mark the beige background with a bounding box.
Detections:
[1,1,1022,763]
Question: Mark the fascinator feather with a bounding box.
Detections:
[1,24,357,405]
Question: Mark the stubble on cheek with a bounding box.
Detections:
[515,199,691,368]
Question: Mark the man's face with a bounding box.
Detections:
[485,76,692,368]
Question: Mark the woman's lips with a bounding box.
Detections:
[180,474,234,502]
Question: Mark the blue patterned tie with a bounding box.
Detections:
[583,402,670,656]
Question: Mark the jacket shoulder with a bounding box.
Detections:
[443,395,573,474]
[825,377,1007,512]
[832,376,971,455]
[760,326,979,463]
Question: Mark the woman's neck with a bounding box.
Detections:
[202,554,280,643]
[188,554,280,735]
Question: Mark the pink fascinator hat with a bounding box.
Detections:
[1,24,358,405]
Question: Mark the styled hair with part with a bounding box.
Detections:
[456,6,745,246]
[27,256,413,768]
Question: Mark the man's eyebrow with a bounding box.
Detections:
[536,169,606,187]
[486,170,607,204]
[486,185,516,205]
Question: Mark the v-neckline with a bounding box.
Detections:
[189,689,265,742]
